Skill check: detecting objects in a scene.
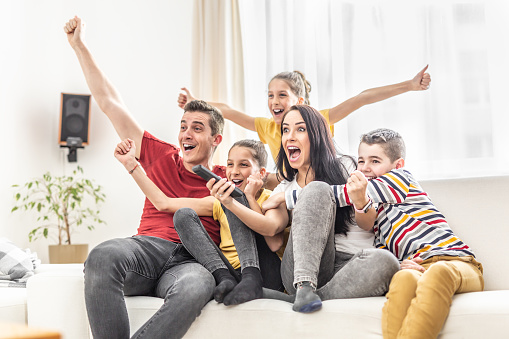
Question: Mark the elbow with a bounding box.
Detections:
[153,202,172,213]
[260,226,282,237]
[267,239,283,252]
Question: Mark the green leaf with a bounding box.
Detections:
[11,206,18,212]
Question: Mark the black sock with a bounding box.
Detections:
[223,266,263,306]
[212,268,238,303]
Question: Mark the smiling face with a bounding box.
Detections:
[226,146,264,192]
[267,79,303,125]
[179,111,221,169]
[281,109,311,173]
[357,142,404,180]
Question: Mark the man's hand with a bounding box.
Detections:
[410,65,431,91]
[63,16,85,48]
[347,170,369,210]
[177,87,197,109]
[400,257,425,272]
[261,192,286,213]
[114,138,137,168]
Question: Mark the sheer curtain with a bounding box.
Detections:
[190,0,249,164]
[235,0,509,179]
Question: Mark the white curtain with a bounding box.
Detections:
[234,0,509,179]
[191,0,250,164]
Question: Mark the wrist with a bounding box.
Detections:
[124,158,138,171]
[127,161,140,174]
[354,198,373,214]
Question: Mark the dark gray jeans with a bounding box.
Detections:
[84,236,214,339]
[174,204,284,291]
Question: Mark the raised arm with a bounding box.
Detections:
[207,178,288,237]
[328,65,431,124]
[114,139,214,216]
[64,16,144,157]
[178,87,256,131]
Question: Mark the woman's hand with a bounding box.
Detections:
[261,192,286,213]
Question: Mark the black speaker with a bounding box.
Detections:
[59,93,91,146]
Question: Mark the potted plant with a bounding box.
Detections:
[11,166,106,263]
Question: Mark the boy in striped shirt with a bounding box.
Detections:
[285,128,484,338]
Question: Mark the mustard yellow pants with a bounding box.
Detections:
[382,256,484,339]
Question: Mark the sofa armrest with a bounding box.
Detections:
[27,268,90,339]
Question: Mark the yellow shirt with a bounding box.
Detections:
[213,189,272,269]
[254,108,334,162]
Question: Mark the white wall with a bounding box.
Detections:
[0,0,194,263]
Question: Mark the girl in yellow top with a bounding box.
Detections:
[115,138,284,303]
[178,67,431,163]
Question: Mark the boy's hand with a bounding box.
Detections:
[262,192,286,213]
[177,87,197,109]
[244,173,264,199]
[114,138,137,167]
[410,65,431,91]
[206,177,236,206]
[63,16,85,49]
[347,170,369,210]
[400,257,425,272]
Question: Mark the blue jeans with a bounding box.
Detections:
[281,181,400,298]
[84,236,214,339]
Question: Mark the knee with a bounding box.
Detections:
[161,265,214,302]
[303,181,330,194]
[86,239,124,270]
[372,249,400,277]
[299,181,333,204]
[173,208,198,232]
[391,269,419,291]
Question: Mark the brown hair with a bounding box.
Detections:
[270,71,312,105]
[360,128,406,162]
[230,139,268,168]
[183,100,224,136]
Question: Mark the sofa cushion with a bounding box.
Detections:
[0,287,27,324]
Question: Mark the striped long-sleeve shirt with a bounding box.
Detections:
[286,169,475,261]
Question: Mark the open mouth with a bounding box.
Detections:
[183,143,196,152]
[273,109,284,116]
[365,176,377,181]
[231,179,244,187]
[287,146,301,162]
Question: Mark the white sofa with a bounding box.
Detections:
[2,176,508,338]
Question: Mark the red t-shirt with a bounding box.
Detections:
[136,131,225,244]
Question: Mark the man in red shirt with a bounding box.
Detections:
[64,16,225,339]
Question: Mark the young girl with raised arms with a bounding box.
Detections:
[178,67,431,161]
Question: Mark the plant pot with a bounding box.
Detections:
[48,244,89,264]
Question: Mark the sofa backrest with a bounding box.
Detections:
[420,175,508,291]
